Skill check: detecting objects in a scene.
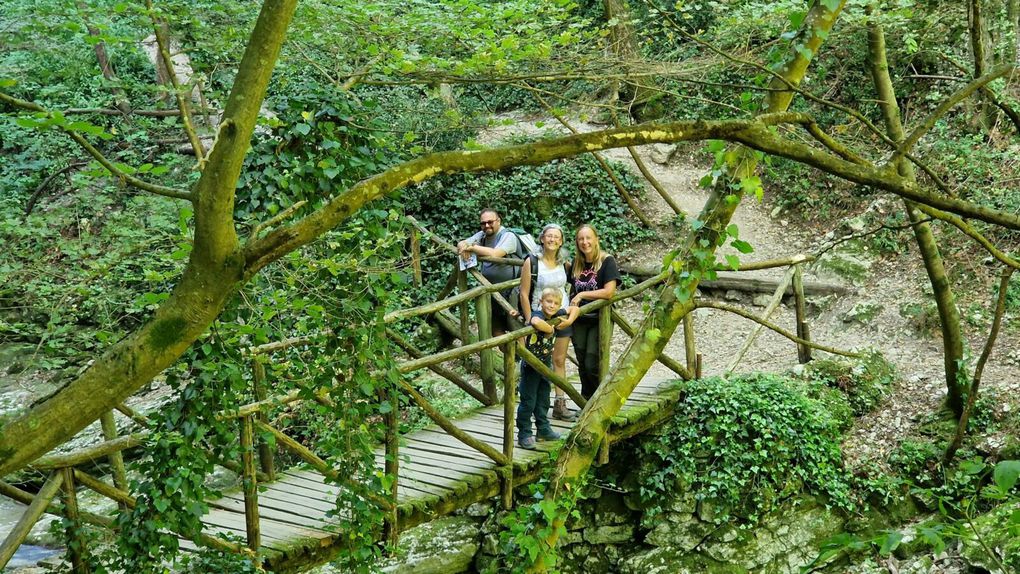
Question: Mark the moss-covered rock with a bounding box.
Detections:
[377,516,480,574]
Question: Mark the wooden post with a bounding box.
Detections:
[501,340,517,510]
[696,353,703,379]
[458,267,470,368]
[410,227,422,286]
[598,305,613,383]
[0,472,63,570]
[251,358,276,480]
[793,264,813,363]
[240,415,260,552]
[99,410,128,505]
[477,292,497,401]
[383,386,400,548]
[683,312,696,374]
[61,468,89,574]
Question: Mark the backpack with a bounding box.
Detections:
[508,255,539,317]
[504,227,539,269]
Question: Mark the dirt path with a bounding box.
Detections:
[482,115,1020,474]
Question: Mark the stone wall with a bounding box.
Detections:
[372,476,845,574]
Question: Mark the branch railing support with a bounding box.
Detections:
[383,385,400,548]
[598,306,613,382]
[99,410,128,508]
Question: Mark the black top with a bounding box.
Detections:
[568,256,621,319]
[525,308,566,362]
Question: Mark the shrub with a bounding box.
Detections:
[404,154,653,255]
[637,374,854,526]
[804,351,896,416]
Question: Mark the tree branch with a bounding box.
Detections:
[895,64,1018,162]
[0,92,193,201]
[147,2,206,164]
[693,300,860,358]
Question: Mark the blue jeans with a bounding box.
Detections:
[516,363,553,439]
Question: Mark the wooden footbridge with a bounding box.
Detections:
[0,220,837,573]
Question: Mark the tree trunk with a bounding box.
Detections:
[867,14,966,417]
[529,2,849,569]
[969,0,996,128]
[0,0,300,476]
[602,0,654,119]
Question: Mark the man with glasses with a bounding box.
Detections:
[457,208,520,336]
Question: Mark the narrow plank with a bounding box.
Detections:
[208,498,337,533]
[376,448,495,474]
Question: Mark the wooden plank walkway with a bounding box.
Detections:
[199,376,682,573]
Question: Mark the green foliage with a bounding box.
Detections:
[638,374,854,527]
[484,460,587,573]
[808,458,1020,572]
[803,351,896,417]
[113,343,250,572]
[404,153,653,255]
[237,85,398,220]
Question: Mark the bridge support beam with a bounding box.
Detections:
[240,414,261,552]
[501,342,516,510]
[478,292,497,401]
[61,468,89,574]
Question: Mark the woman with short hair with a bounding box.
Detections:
[519,223,578,420]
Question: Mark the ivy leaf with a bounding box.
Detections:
[994,460,1020,493]
[740,176,763,200]
[725,254,741,270]
[706,140,726,153]
[732,239,754,254]
[878,530,903,556]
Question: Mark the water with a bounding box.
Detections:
[0,496,62,569]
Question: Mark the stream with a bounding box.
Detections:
[0,496,62,568]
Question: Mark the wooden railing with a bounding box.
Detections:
[0,220,840,570]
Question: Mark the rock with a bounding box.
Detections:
[583,525,634,545]
[649,143,677,165]
[770,205,783,218]
[644,512,712,550]
[817,251,873,284]
[377,516,479,574]
[465,501,493,518]
[724,290,743,302]
[840,302,884,326]
[752,294,772,307]
[594,492,632,525]
[846,217,867,233]
[959,501,1020,572]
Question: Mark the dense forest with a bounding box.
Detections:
[1,0,1018,572]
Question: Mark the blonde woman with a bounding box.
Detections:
[519,223,579,420]
[568,224,620,399]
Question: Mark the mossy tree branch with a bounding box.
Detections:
[0,92,193,201]
[0,0,299,477]
[529,2,850,570]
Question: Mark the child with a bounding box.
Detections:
[517,288,579,450]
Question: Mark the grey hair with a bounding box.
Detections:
[539,223,568,264]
